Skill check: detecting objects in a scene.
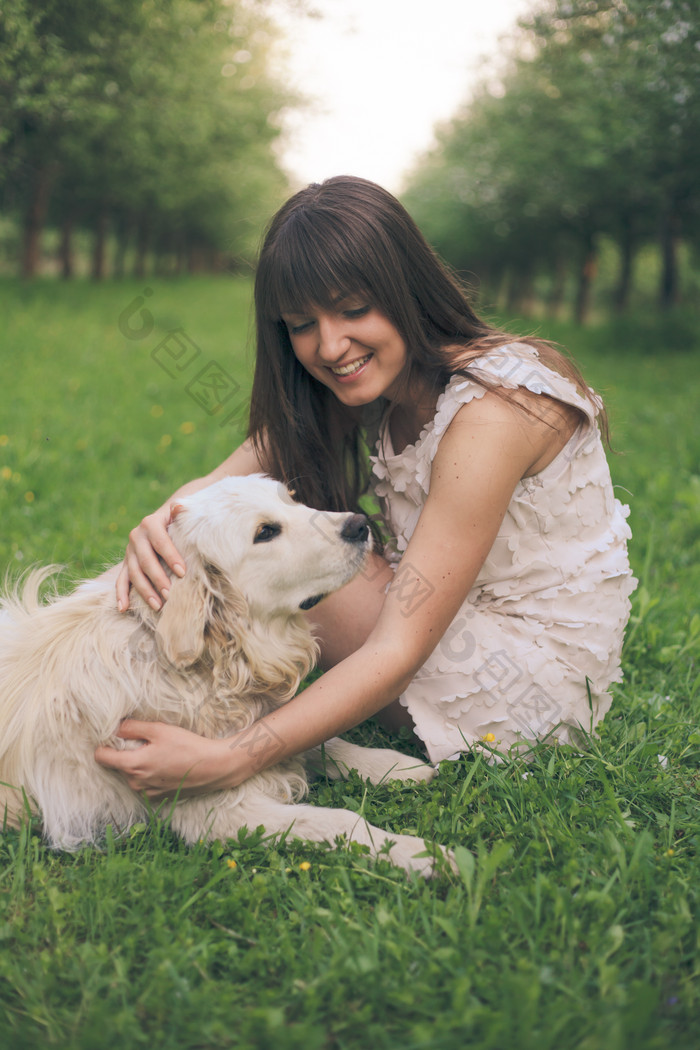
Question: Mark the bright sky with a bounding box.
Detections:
[274,0,534,193]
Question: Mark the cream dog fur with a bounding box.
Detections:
[0,475,443,875]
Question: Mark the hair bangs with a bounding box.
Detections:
[260,209,374,321]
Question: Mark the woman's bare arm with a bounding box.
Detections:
[100,391,563,796]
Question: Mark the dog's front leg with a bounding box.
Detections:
[231,793,448,878]
[306,737,435,786]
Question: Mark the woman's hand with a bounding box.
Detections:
[115,441,268,613]
[94,720,239,801]
[116,502,186,613]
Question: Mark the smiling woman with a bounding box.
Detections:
[102,175,635,802]
[249,175,496,515]
[280,302,409,408]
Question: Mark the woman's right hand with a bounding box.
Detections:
[116,500,186,613]
[115,440,266,612]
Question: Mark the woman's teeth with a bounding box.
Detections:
[331,355,371,377]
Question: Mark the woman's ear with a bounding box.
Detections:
[155,565,207,669]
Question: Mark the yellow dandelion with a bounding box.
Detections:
[666,849,675,857]
[108,522,118,532]
[227,859,238,869]
[179,421,195,435]
[158,434,172,450]
[299,861,311,871]
[1,467,12,480]
[150,405,164,418]
[24,491,34,503]
[482,733,496,743]
[0,435,8,446]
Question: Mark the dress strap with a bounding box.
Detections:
[466,343,600,423]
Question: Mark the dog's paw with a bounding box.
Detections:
[380,836,453,879]
[364,748,435,785]
[411,845,460,880]
[388,758,436,784]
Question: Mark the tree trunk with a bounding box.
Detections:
[187,243,205,274]
[574,234,597,325]
[154,232,173,276]
[547,254,567,317]
[489,269,507,313]
[21,165,55,279]
[112,216,133,278]
[505,268,524,313]
[659,211,680,309]
[174,232,186,275]
[91,207,109,280]
[614,223,635,314]
[59,213,75,280]
[134,219,150,279]
[518,269,536,315]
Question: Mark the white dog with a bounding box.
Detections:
[0,475,444,875]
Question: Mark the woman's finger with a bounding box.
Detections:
[123,550,168,610]
[115,562,131,612]
[143,510,186,578]
[126,514,186,605]
[115,718,156,740]
[94,743,132,770]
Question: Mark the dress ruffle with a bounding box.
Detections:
[368,343,637,763]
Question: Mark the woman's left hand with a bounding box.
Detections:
[94,719,238,801]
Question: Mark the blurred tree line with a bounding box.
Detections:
[0,0,296,278]
[403,0,699,322]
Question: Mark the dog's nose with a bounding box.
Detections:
[341,513,369,544]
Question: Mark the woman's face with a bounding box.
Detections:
[281,296,409,407]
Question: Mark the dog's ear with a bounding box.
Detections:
[154,565,208,669]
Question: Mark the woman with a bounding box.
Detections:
[96,176,636,796]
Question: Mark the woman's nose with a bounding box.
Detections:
[317,314,351,360]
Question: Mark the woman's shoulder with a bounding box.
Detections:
[448,340,601,423]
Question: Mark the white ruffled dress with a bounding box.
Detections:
[369,343,637,763]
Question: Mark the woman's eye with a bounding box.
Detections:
[344,305,370,319]
[289,320,313,335]
[254,523,281,544]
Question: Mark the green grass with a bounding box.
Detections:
[1,279,699,1049]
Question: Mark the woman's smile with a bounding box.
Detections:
[329,353,372,379]
[282,302,408,406]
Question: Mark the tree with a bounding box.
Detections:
[403,0,700,319]
[524,0,700,310]
[0,0,298,277]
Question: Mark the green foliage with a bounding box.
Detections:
[403,0,700,316]
[1,278,699,1047]
[0,0,296,266]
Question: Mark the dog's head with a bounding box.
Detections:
[154,474,372,674]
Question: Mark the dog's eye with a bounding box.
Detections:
[254,522,281,544]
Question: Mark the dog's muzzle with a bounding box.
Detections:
[341,514,370,544]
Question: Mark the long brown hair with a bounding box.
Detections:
[249,176,603,512]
